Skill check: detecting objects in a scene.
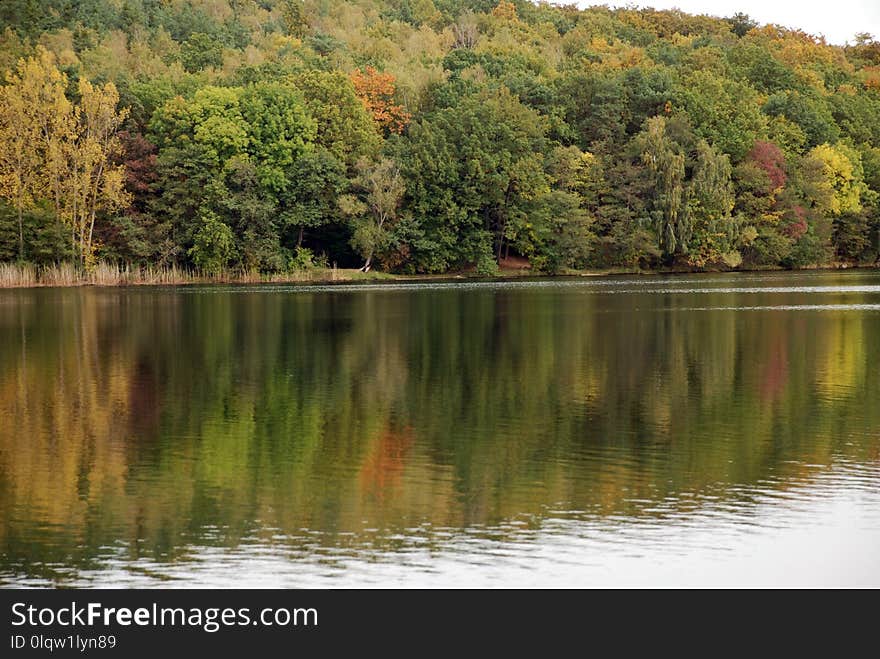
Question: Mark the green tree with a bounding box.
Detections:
[291,70,381,168]
[399,87,549,272]
[635,116,689,256]
[763,91,840,150]
[180,32,223,73]
[339,158,406,272]
[280,148,346,249]
[688,141,738,266]
[675,69,768,161]
[189,209,237,274]
[149,82,316,269]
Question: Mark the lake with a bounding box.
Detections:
[1,271,879,587]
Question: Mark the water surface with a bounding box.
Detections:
[1,270,879,587]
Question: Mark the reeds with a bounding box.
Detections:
[0,262,37,287]
[0,261,359,288]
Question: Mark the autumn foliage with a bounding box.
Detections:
[350,66,411,136]
[491,1,518,21]
[747,141,788,192]
[1,2,880,273]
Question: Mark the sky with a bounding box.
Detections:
[582,1,880,45]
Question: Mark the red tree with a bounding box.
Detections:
[747,141,787,193]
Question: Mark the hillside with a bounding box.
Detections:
[1,0,879,275]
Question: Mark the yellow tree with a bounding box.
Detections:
[62,78,130,267]
[491,1,518,21]
[0,47,129,267]
[0,47,68,260]
[804,143,868,217]
[0,78,36,260]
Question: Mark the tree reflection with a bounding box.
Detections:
[0,278,878,581]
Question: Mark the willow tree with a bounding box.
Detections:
[688,140,738,266]
[636,116,689,256]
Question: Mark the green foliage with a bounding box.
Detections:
[635,116,689,256]
[688,141,737,266]
[289,245,319,271]
[189,209,237,273]
[180,33,223,73]
[763,91,840,149]
[675,70,768,161]
[0,200,70,264]
[340,157,406,271]
[3,1,880,274]
[280,148,347,241]
[526,190,594,273]
[399,87,548,272]
[291,70,381,166]
[239,82,317,190]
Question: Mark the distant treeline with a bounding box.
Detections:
[1,0,879,275]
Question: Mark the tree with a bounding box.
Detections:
[734,141,791,266]
[398,87,548,272]
[188,209,237,274]
[291,70,381,168]
[0,47,128,267]
[149,141,219,262]
[111,131,168,264]
[727,12,758,38]
[207,156,281,271]
[491,1,518,22]
[747,141,787,192]
[0,48,57,260]
[763,91,840,149]
[149,82,316,270]
[339,158,406,272]
[239,82,317,191]
[281,0,309,39]
[687,140,738,266]
[675,70,768,161]
[521,145,599,272]
[62,78,130,267]
[802,143,867,217]
[350,67,412,136]
[525,190,594,273]
[635,116,689,256]
[180,32,223,73]
[452,11,480,49]
[280,149,346,249]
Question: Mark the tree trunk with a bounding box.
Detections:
[87,209,97,264]
[17,205,24,262]
[297,225,304,248]
[496,210,508,262]
[360,255,372,272]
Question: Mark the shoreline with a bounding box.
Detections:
[0,261,877,290]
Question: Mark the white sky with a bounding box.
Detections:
[581,1,880,45]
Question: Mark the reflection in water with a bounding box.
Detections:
[1,271,879,586]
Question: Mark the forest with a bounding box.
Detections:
[1,0,879,278]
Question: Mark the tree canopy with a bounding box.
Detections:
[1,1,879,272]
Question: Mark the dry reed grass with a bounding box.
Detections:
[0,262,354,288]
